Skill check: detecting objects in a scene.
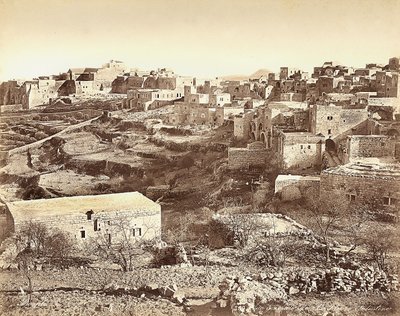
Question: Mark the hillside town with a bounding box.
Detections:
[0,54,399,316]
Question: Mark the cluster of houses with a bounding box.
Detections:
[0,60,128,110]
[225,57,399,215]
[0,57,399,247]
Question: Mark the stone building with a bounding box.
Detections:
[274,174,320,201]
[320,162,400,213]
[228,141,268,169]
[279,67,301,80]
[376,71,400,98]
[344,135,398,163]
[233,106,272,147]
[168,102,224,126]
[4,192,161,243]
[309,104,370,149]
[233,111,254,140]
[125,88,184,111]
[388,57,399,72]
[0,80,24,106]
[276,131,325,170]
[111,75,145,94]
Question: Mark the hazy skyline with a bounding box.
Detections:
[0,0,399,81]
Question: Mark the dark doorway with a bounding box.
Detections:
[325,139,336,151]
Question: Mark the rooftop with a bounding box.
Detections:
[6,192,160,222]
[323,162,400,179]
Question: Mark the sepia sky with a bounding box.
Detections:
[0,0,399,81]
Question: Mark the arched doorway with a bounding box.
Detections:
[325,139,336,151]
[260,133,266,145]
[267,131,272,149]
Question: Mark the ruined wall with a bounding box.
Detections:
[0,81,23,106]
[228,142,267,169]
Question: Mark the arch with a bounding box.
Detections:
[325,139,336,151]
[267,131,272,149]
[260,132,266,145]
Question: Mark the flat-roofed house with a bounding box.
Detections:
[4,192,161,244]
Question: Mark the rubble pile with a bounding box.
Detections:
[217,276,287,315]
[152,243,191,267]
[103,282,186,304]
[217,267,399,315]
[257,266,399,294]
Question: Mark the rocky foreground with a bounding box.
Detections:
[0,262,399,316]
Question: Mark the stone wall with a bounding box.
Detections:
[9,207,161,243]
[277,133,324,170]
[275,175,320,195]
[310,105,369,139]
[347,135,396,161]
[228,142,267,169]
[320,167,400,213]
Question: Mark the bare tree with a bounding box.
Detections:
[88,218,160,272]
[244,216,304,267]
[213,213,263,248]
[363,224,399,271]
[342,202,374,257]
[18,221,48,256]
[15,248,35,305]
[15,222,75,264]
[304,189,348,264]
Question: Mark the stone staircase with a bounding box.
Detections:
[324,150,342,168]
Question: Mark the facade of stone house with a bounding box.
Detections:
[320,162,400,213]
[344,135,397,163]
[228,141,268,169]
[376,71,400,98]
[4,192,161,244]
[309,104,369,147]
[233,111,254,140]
[276,131,325,170]
[126,88,184,111]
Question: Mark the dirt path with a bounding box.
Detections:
[8,116,101,156]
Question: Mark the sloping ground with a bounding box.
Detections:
[38,170,110,196]
[62,132,111,156]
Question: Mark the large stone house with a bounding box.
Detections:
[4,192,161,244]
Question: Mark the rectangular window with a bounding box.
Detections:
[132,228,142,237]
[80,230,86,239]
[347,194,356,202]
[308,145,311,149]
[94,219,99,231]
[328,129,332,134]
[383,197,396,206]
[383,197,390,205]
